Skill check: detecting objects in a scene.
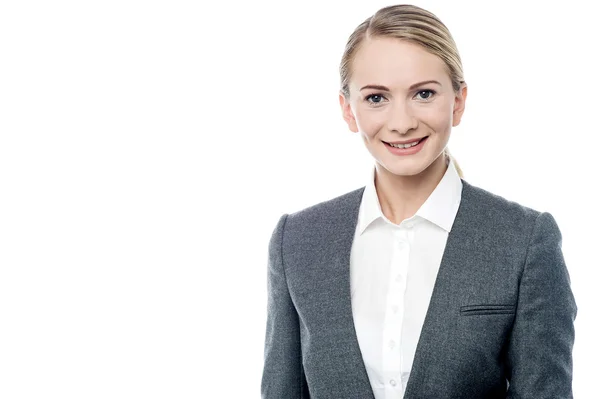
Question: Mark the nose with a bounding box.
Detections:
[387,101,418,134]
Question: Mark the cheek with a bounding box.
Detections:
[354,108,386,136]
[418,102,454,132]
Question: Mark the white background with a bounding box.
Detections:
[1,0,598,397]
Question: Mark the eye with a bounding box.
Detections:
[365,94,387,105]
[415,89,436,101]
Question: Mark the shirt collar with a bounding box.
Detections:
[358,157,463,235]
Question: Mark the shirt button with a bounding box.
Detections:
[389,340,395,349]
[395,274,402,282]
[390,379,397,387]
[392,305,399,313]
[406,221,414,228]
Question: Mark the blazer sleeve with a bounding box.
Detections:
[506,211,577,398]
[261,214,310,398]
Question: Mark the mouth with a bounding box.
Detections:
[383,136,428,148]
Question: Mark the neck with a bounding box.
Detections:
[374,154,448,225]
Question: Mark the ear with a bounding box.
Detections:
[452,83,468,127]
[339,92,359,133]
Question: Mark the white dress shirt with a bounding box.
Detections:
[349,158,463,398]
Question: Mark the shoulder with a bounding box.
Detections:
[270,186,365,246]
[460,179,560,239]
[463,179,543,217]
[285,186,365,224]
[462,179,539,214]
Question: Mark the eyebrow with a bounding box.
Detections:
[359,80,442,91]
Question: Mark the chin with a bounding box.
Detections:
[382,155,441,176]
[382,163,428,177]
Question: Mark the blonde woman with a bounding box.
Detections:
[261,4,576,398]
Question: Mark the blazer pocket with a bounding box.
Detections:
[460,304,516,316]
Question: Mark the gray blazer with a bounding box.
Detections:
[261,179,576,398]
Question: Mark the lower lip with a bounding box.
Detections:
[384,137,428,155]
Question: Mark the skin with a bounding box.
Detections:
[339,37,468,224]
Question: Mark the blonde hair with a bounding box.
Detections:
[339,4,465,178]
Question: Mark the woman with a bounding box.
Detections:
[261,4,576,398]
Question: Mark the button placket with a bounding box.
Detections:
[383,228,404,373]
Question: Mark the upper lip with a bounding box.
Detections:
[384,136,427,144]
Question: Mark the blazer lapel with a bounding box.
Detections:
[403,180,476,397]
[326,186,376,397]
[282,186,375,397]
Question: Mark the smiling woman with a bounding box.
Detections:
[339,36,465,194]
[261,4,576,399]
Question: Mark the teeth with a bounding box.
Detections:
[389,139,421,149]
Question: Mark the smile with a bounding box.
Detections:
[384,137,427,149]
[383,136,428,155]
[389,140,419,149]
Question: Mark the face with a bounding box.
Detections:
[339,37,467,179]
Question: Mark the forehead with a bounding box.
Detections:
[350,37,450,89]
